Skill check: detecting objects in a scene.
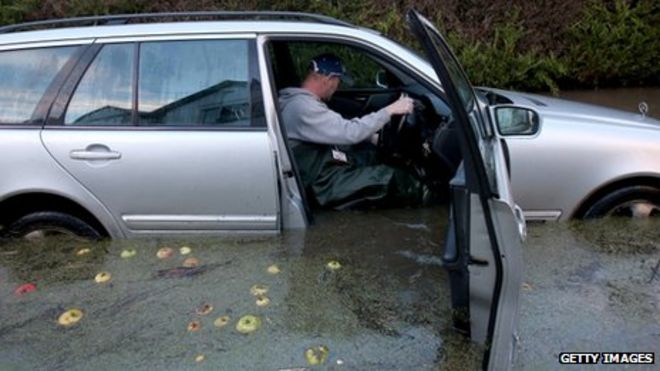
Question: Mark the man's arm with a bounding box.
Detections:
[289,96,414,145]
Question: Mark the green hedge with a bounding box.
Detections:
[564,0,659,88]
[1,0,657,92]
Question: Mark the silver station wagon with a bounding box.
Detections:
[0,11,530,239]
[0,10,524,369]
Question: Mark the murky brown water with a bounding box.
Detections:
[0,207,485,370]
[1,206,658,370]
[516,219,659,370]
[558,87,660,119]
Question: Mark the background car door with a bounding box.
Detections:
[408,10,525,370]
[41,38,280,235]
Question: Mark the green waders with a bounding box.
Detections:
[290,140,424,210]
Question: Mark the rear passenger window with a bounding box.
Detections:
[138,40,253,127]
[65,44,134,126]
[0,46,77,125]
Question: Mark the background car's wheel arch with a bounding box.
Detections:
[0,192,109,237]
[572,176,660,218]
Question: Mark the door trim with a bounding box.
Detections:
[122,214,277,230]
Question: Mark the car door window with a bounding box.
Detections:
[416,16,498,193]
[0,46,77,125]
[138,40,253,127]
[64,43,134,126]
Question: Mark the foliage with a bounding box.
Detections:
[0,0,657,91]
[0,0,39,25]
[445,14,567,94]
[564,0,659,87]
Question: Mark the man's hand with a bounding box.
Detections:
[385,96,414,115]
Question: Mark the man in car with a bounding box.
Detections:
[279,53,428,209]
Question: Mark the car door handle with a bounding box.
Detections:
[70,149,122,161]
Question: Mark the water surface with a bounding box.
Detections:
[558,87,660,119]
[1,209,658,370]
[0,207,483,370]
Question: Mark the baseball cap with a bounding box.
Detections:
[309,53,353,85]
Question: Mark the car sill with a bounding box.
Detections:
[522,210,562,221]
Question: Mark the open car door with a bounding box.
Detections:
[407,10,526,370]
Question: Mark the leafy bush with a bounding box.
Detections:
[445,16,567,93]
[0,0,39,25]
[0,0,657,91]
[565,0,659,87]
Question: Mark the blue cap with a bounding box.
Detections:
[310,53,351,83]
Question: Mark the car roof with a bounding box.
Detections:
[0,11,355,32]
[0,21,390,48]
[0,11,383,46]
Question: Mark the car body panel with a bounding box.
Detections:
[41,130,280,236]
[0,129,123,237]
[485,198,523,369]
[486,88,658,129]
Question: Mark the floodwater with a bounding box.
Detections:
[516,219,659,370]
[557,87,660,119]
[0,207,484,370]
[1,208,658,370]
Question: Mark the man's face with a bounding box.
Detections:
[321,75,341,100]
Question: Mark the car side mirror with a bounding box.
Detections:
[375,70,389,89]
[494,106,540,136]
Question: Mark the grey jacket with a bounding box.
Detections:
[278,87,391,145]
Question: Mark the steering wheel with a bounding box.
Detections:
[377,95,426,162]
[374,91,458,187]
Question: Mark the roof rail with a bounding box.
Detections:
[0,11,355,34]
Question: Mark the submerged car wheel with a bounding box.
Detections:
[584,186,660,219]
[6,211,103,241]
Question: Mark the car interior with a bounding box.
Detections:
[267,39,463,211]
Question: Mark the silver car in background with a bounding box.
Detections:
[481,88,660,221]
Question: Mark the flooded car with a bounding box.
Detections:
[0,10,524,370]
